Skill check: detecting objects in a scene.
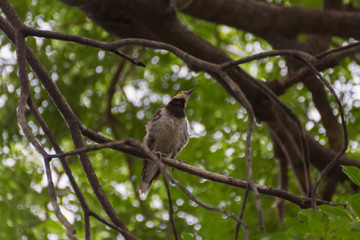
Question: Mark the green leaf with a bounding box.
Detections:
[342,166,360,186]
[318,205,351,220]
[348,194,360,217]
[285,218,308,234]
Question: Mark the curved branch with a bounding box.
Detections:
[220,73,264,233]
[21,26,145,67]
[279,43,360,91]
[0,5,138,239]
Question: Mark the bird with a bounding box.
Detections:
[139,88,195,195]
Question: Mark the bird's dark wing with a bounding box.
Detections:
[144,109,162,149]
[148,109,162,124]
[140,109,163,194]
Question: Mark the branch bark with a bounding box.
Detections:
[52,137,345,209]
[177,0,360,39]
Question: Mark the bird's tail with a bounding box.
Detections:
[139,181,151,195]
[139,160,159,195]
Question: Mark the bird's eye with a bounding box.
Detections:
[176,92,184,96]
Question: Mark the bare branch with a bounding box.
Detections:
[221,49,316,70]
[162,174,178,240]
[0,3,138,238]
[44,156,78,240]
[219,73,264,233]
[89,211,125,233]
[9,14,78,239]
[279,42,360,91]
[49,137,345,209]
[222,46,351,207]
[317,41,360,60]
[22,26,145,67]
[297,61,348,211]
[235,184,250,240]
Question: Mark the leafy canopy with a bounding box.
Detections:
[1,0,360,239]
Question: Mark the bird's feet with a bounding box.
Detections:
[154,151,162,159]
[154,151,169,160]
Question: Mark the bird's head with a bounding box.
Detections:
[169,88,195,108]
[172,88,195,104]
[166,89,194,117]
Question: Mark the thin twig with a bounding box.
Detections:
[162,174,178,240]
[28,97,95,232]
[316,41,360,60]
[96,56,129,132]
[12,21,78,238]
[89,211,125,233]
[278,51,349,209]
[49,140,129,159]
[302,62,348,211]
[28,98,97,236]
[222,52,317,195]
[221,49,316,70]
[219,73,264,233]
[0,3,138,238]
[25,45,133,237]
[225,47,349,211]
[67,123,137,239]
[45,156,78,240]
[235,184,250,240]
[267,126,290,223]
[21,26,145,67]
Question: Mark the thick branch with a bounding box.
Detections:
[178,0,360,39]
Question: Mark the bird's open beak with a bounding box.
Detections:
[185,88,195,95]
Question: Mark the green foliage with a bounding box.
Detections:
[263,203,360,240]
[1,0,360,239]
[261,166,360,239]
[343,166,360,186]
[282,205,360,240]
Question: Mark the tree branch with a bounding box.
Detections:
[49,138,345,209]
[220,73,264,233]
[22,26,145,67]
[0,3,138,238]
[178,0,360,39]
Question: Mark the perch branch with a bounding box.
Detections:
[49,138,345,209]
